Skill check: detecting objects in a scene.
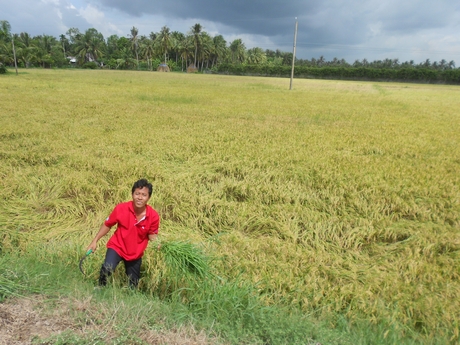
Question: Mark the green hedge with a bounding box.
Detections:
[215,64,460,84]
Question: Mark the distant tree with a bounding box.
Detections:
[265,49,276,59]
[106,34,120,58]
[210,34,227,67]
[229,39,245,64]
[59,34,68,58]
[129,26,139,69]
[66,27,81,47]
[15,32,35,67]
[149,32,157,41]
[317,55,326,67]
[246,47,266,64]
[170,31,185,65]
[438,59,447,70]
[115,47,137,69]
[74,28,105,65]
[190,23,202,68]
[199,32,212,70]
[0,20,11,42]
[179,35,194,70]
[157,26,173,64]
[139,38,156,71]
[0,41,13,65]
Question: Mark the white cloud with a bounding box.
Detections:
[41,0,60,5]
[78,5,105,26]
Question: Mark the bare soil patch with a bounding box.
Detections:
[0,296,73,345]
[0,295,220,345]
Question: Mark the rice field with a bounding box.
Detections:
[0,69,459,343]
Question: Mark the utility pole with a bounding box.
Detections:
[289,17,298,90]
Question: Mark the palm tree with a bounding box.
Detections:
[0,20,11,42]
[129,26,139,69]
[198,32,212,70]
[0,40,14,65]
[59,34,67,59]
[157,26,173,64]
[190,23,202,68]
[149,32,157,41]
[139,38,156,71]
[106,34,121,59]
[74,28,105,65]
[211,35,227,67]
[16,32,35,67]
[179,36,194,71]
[246,47,266,64]
[317,55,325,67]
[171,31,185,65]
[115,47,137,70]
[229,39,245,64]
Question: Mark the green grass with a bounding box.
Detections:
[1,247,441,345]
[0,69,459,344]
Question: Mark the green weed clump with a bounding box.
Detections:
[160,240,211,279]
[0,69,459,344]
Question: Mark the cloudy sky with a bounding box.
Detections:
[2,0,460,65]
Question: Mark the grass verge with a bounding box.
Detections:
[1,244,453,344]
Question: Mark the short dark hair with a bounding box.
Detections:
[132,179,153,197]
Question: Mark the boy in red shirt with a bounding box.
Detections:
[86,179,160,287]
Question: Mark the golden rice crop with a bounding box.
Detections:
[0,69,459,342]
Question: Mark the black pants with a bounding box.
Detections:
[99,248,142,288]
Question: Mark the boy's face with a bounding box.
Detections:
[132,187,150,209]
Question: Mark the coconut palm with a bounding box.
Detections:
[106,34,121,58]
[74,28,105,65]
[198,32,212,70]
[246,47,266,65]
[157,26,173,64]
[190,23,202,68]
[15,32,36,67]
[139,38,156,71]
[229,39,245,64]
[0,41,13,65]
[59,34,68,59]
[171,31,185,65]
[0,20,12,43]
[179,36,194,71]
[210,35,227,67]
[115,47,137,69]
[129,26,139,69]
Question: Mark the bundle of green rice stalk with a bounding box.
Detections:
[160,240,212,280]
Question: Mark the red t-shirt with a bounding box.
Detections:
[105,201,160,261]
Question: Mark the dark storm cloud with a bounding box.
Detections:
[375,0,458,34]
[89,0,378,55]
[92,0,320,36]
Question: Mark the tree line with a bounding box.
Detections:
[1,20,459,83]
